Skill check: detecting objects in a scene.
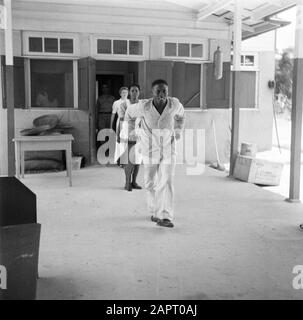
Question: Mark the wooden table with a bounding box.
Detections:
[13,134,74,187]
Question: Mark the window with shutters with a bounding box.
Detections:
[230,52,259,109]
[204,57,259,109]
[25,59,78,109]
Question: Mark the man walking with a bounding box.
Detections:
[123,79,185,228]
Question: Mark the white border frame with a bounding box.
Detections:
[162,37,209,61]
[23,31,80,57]
[90,34,149,61]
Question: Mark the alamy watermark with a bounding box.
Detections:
[96,128,206,176]
[0,265,7,290]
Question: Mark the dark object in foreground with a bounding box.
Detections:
[157,219,174,228]
[0,177,40,300]
[151,215,161,223]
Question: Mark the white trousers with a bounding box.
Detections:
[144,155,176,221]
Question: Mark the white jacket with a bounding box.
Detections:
[123,97,185,163]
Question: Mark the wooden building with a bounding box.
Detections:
[0,0,295,172]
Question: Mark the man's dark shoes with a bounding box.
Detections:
[157,219,174,228]
[124,183,132,191]
[131,182,142,189]
[151,215,161,223]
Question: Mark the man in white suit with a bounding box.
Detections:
[123,79,185,228]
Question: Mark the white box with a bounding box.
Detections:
[233,155,283,186]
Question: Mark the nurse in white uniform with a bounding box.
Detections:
[111,87,129,165]
[119,84,144,191]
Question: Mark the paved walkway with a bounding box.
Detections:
[21,165,303,300]
[259,116,303,201]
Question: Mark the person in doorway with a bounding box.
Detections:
[123,79,185,228]
[112,87,130,166]
[96,84,115,131]
[119,84,143,192]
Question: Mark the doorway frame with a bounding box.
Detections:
[91,60,139,164]
[95,71,127,100]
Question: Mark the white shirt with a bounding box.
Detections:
[124,97,185,162]
[112,99,130,116]
[119,100,145,142]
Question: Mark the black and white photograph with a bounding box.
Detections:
[0,0,303,307]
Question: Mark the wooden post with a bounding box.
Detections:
[287,0,303,202]
[4,0,15,177]
[229,0,242,176]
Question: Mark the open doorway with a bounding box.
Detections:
[96,74,125,101]
[96,74,125,131]
[96,74,124,129]
[95,74,125,160]
[92,61,139,164]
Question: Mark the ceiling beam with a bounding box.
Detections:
[197,0,233,21]
[241,23,255,33]
[224,16,255,33]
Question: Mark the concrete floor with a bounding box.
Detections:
[259,115,303,201]
[21,164,303,300]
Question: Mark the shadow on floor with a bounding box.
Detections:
[37,276,94,300]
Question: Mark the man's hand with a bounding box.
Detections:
[175,132,181,140]
[171,131,181,144]
[174,114,183,121]
[174,114,185,136]
[174,128,182,141]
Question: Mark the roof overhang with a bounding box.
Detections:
[11,0,297,39]
[163,0,296,39]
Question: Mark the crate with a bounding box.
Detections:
[233,155,283,186]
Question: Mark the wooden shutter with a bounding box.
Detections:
[237,71,256,108]
[78,57,96,164]
[78,57,89,111]
[184,64,201,108]
[205,62,231,109]
[13,57,25,109]
[1,56,6,108]
[138,60,173,99]
[172,61,186,104]
[1,56,25,109]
